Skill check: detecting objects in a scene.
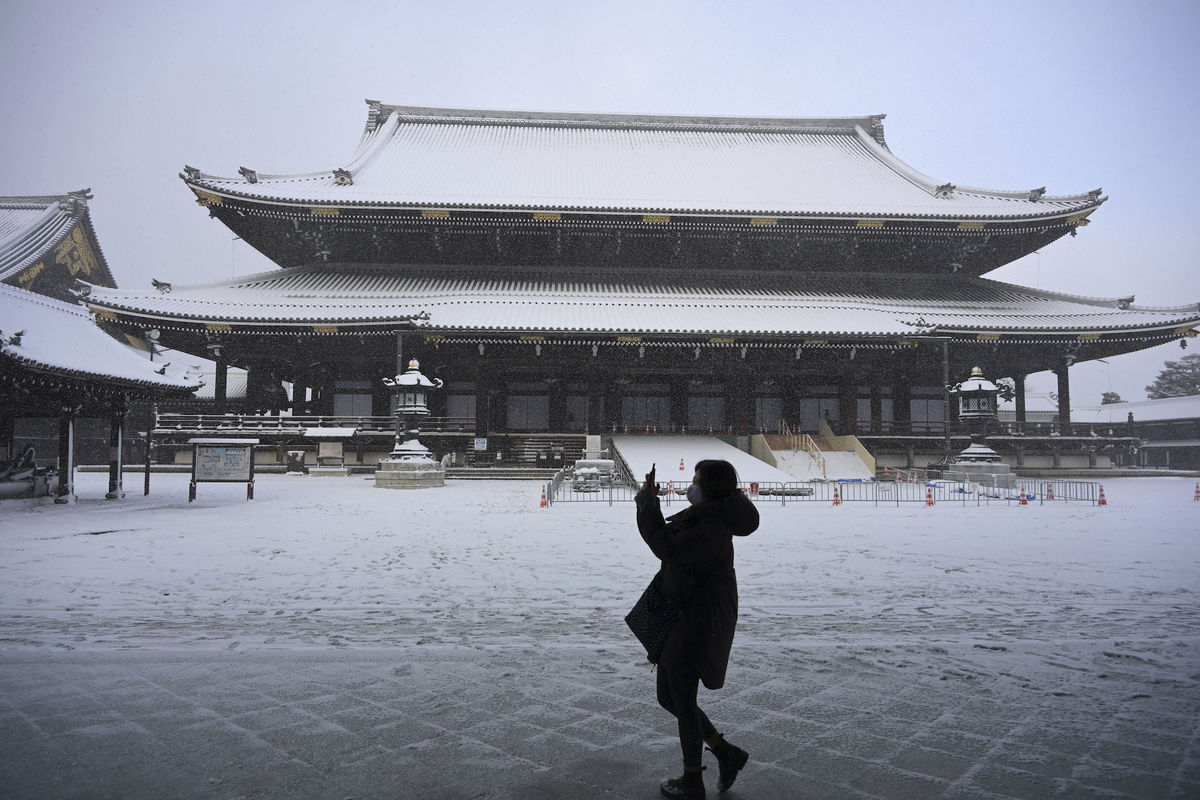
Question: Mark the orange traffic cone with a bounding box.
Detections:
[832,486,842,506]
[679,458,685,472]
[1018,488,1028,506]
[925,486,935,507]
[882,464,889,479]
[539,486,548,508]
[1098,485,1108,506]
[1046,483,1055,501]
[1193,482,1199,501]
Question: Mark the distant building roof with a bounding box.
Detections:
[1000,392,1200,423]
[1074,394,1200,424]
[0,191,117,300]
[0,283,201,392]
[80,265,1200,340]
[191,365,247,401]
[182,102,1104,221]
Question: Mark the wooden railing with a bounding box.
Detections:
[851,420,1137,438]
[155,413,476,434]
[776,420,827,478]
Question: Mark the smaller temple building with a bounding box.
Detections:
[1,193,201,500]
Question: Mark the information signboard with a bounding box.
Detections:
[188,438,259,501]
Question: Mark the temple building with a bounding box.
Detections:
[1,191,202,499]
[0,284,201,500]
[77,102,1200,470]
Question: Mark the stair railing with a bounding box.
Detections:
[778,420,827,478]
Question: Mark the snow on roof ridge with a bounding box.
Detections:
[366,100,887,135]
[0,189,91,208]
[0,281,91,317]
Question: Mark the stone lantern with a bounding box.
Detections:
[945,366,1014,486]
[374,359,445,489]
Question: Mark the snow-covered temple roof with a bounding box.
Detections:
[0,191,117,298]
[80,265,1200,340]
[182,102,1104,221]
[1000,392,1200,425]
[0,284,201,392]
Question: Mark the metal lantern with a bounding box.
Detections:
[949,366,1000,421]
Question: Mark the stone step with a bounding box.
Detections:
[445,467,560,480]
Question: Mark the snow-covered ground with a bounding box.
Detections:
[1,473,1198,798]
[1,473,1195,656]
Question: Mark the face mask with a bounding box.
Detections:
[686,483,704,506]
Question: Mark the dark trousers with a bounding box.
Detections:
[657,663,717,767]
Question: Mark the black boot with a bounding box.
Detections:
[660,766,706,798]
[705,734,749,792]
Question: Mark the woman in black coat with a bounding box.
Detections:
[636,459,759,798]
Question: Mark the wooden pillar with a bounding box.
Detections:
[143,401,156,496]
[492,376,509,432]
[869,384,883,433]
[782,374,804,433]
[670,379,689,433]
[1014,374,1027,427]
[290,371,306,414]
[474,369,491,437]
[105,402,127,500]
[837,371,857,435]
[214,356,229,415]
[893,378,912,432]
[55,407,75,503]
[941,339,952,462]
[1055,359,1073,435]
[726,380,752,436]
[547,378,566,432]
[0,406,14,465]
[605,380,623,431]
[587,380,604,433]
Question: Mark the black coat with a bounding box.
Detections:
[635,488,759,689]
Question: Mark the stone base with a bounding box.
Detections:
[309,466,351,478]
[374,458,445,489]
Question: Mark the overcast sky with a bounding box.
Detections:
[3,0,1197,402]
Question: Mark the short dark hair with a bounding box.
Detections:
[694,459,739,499]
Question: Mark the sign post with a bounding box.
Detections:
[187,438,259,502]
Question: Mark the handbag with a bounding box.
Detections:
[625,571,682,664]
